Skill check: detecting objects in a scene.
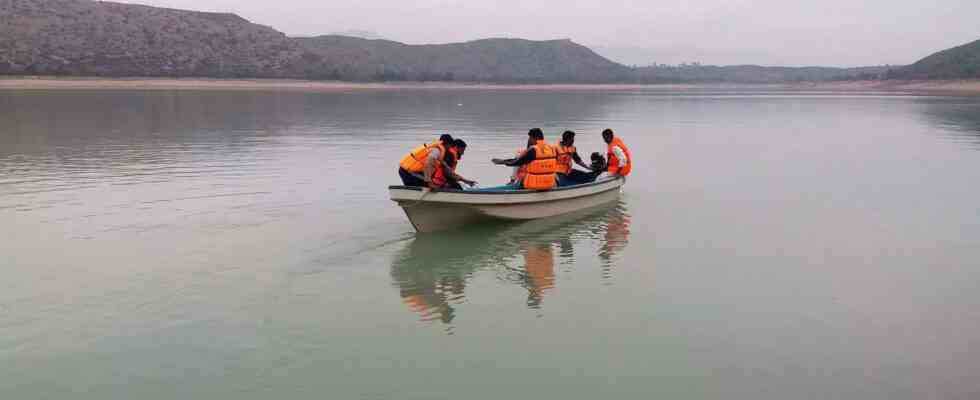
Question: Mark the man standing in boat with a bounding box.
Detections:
[492,128,559,190]
[602,129,632,177]
[397,134,455,187]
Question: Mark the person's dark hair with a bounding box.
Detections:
[527,128,544,140]
[453,138,467,159]
[601,128,614,144]
[590,152,607,170]
[439,134,454,145]
[561,130,575,145]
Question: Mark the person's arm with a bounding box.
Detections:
[443,159,477,186]
[611,146,627,168]
[493,148,536,167]
[571,151,590,170]
[423,148,441,183]
[452,171,477,186]
[496,148,535,167]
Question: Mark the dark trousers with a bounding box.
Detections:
[444,178,464,190]
[558,169,600,186]
[398,168,427,187]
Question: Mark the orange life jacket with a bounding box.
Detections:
[524,243,555,307]
[399,141,445,173]
[555,144,577,174]
[511,149,529,184]
[523,140,558,190]
[431,147,458,188]
[606,137,632,176]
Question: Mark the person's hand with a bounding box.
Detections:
[491,158,505,165]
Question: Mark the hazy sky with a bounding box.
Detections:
[135,0,980,67]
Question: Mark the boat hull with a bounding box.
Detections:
[389,177,625,233]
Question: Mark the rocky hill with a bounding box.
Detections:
[890,38,980,79]
[0,0,302,77]
[2,0,959,83]
[293,35,633,82]
[0,0,630,82]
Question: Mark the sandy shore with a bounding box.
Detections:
[784,79,980,94]
[2,76,979,93]
[0,77,715,91]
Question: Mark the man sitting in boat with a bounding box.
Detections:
[431,139,477,190]
[397,134,455,187]
[555,130,600,186]
[588,152,608,178]
[602,129,632,177]
[492,128,559,190]
[506,137,536,185]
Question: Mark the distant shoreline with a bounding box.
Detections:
[2,76,979,93]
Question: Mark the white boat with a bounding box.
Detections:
[389,176,626,232]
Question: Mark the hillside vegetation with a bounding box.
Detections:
[294,36,632,82]
[634,64,890,84]
[0,0,301,77]
[890,38,980,79]
[5,0,975,83]
[0,0,628,82]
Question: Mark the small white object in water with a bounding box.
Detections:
[457,103,463,106]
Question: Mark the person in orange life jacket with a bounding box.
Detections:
[506,136,536,185]
[398,134,454,187]
[495,135,535,185]
[602,128,632,177]
[491,128,558,190]
[431,139,477,190]
[555,130,600,186]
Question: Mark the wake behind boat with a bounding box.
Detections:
[389,176,626,232]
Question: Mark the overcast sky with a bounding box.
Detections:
[135,0,980,67]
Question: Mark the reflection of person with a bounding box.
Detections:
[391,237,471,324]
[398,134,455,186]
[399,278,465,324]
[602,129,632,177]
[390,201,632,323]
[523,242,556,309]
[599,208,631,268]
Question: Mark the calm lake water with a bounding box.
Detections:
[2,87,980,399]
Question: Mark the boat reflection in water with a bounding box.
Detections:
[389,200,632,327]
